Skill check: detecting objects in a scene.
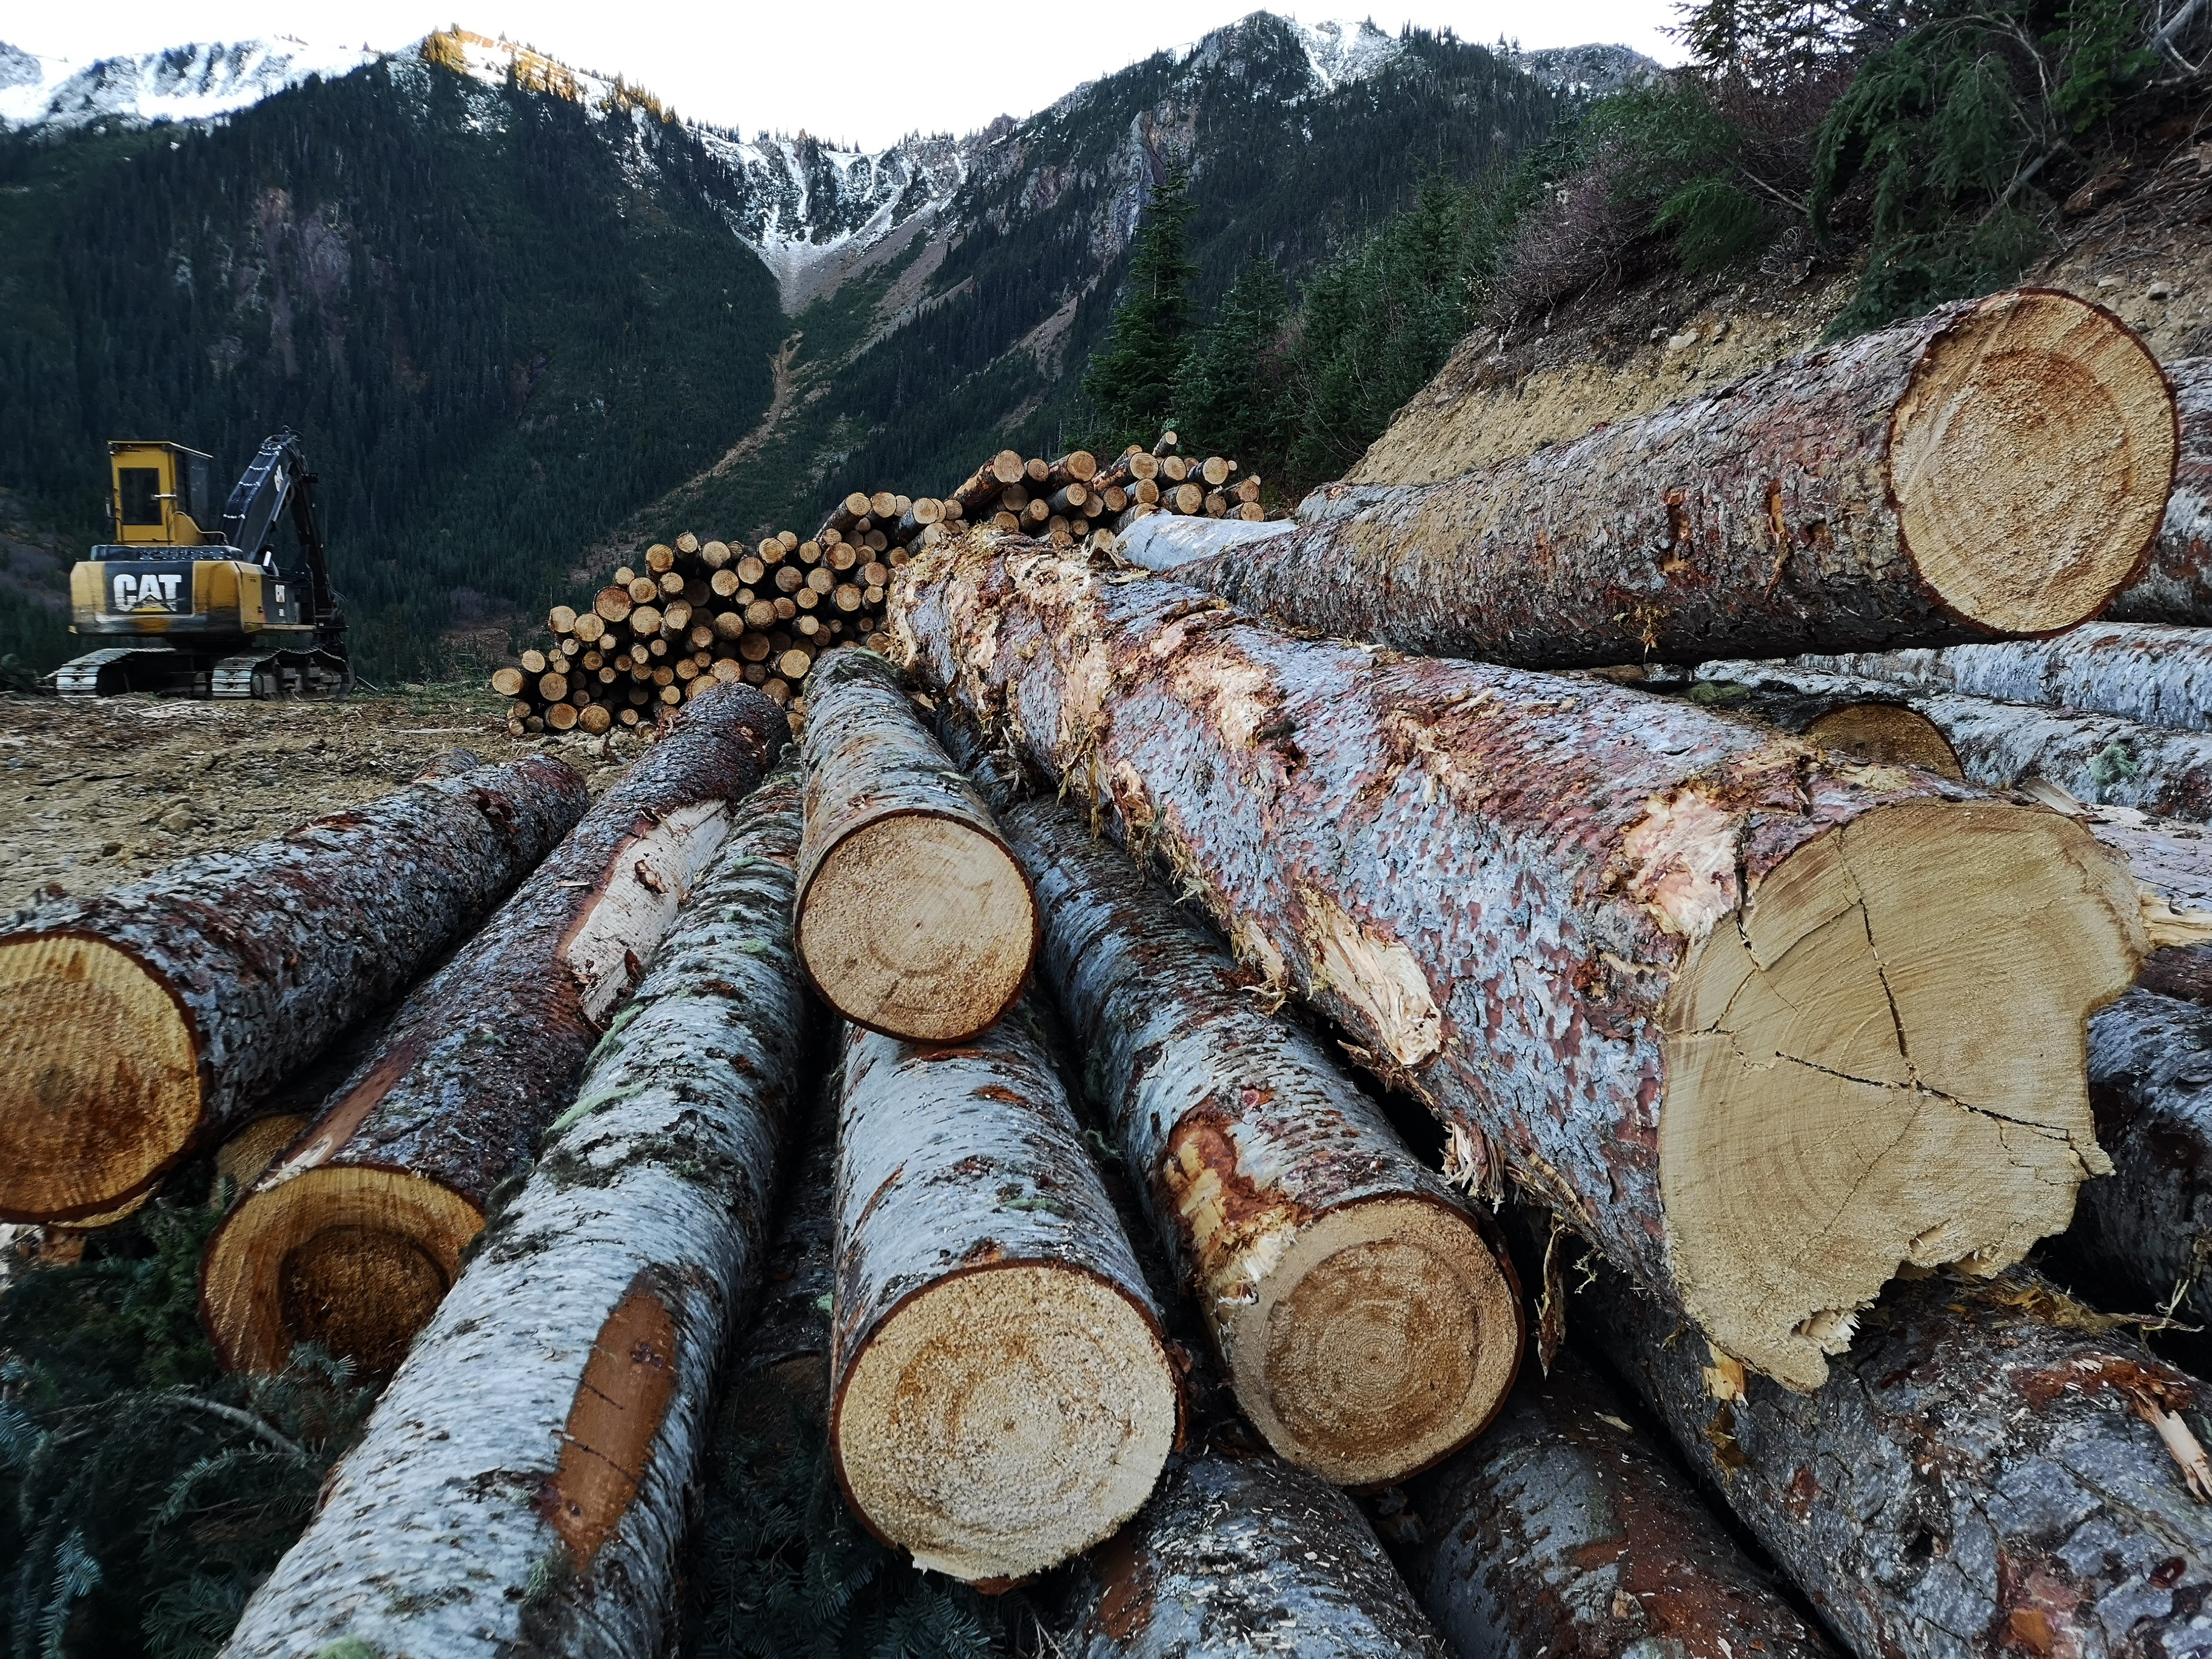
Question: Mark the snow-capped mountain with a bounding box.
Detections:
[0,36,378,130]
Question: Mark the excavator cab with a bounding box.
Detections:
[52,431,350,699]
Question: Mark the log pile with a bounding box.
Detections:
[490,435,1264,735]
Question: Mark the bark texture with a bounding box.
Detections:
[1403,1349,1837,1659]
[203,682,789,1375]
[1065,1451,1450,1658]
[2070,988,2212,1327]
[1580,1259,2212,1659]
[890,540,2145,1390]
[796,645,1035,1044]
[830,1006,1179,1583]
[1171,291,2174,668]
[2110,354,2212,625]
[1002,797,1523,1486]
[0,753,587,1222]
[1798,623,2212,733]
[220,758,811,1659]
[1692,662,2212,822]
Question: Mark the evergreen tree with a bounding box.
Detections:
[1082,164,1199,451]
[1172,258,1293,464]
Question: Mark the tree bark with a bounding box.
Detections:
[218,759,811,1659]
[2062,988,2212,1327]
[1689,662,2212,822]
[1064,1451,1450,1658]
[1401,1349,1838,1659]
[1002,797,1524,1486]
[2108,354,2212,625]
[201,682,789,1376]
[1577,1256,2212,1659]
[889,541,2146,1391]
[830,1005,1181,1584]
[1795,623,2212,733]
[1170,291,2174,667]
[0,754,589,1224]
[796,646,1035,1044]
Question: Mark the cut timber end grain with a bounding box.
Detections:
[1657,799,2138,1384]
[1801,702,1965,778]
[596,586,632,623]
[797,648,1034,1044]
[490,667,525,699]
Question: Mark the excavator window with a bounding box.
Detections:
[118,468,163,526]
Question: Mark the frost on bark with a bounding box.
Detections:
[1691,661,2212,822]
[1003,797,1522,1486]
[796,645,1034,1044]
[2110,354,2212,625]
[0,752,588,1222]
[1798,622,2212,734]
[1170,291,2174,668]
[830,1007,1180,1583]
[1578,1258,2212,1659]
[220,758,811,1659]
[1402,1349,1837,1659]
[890,540,2145,1390]
[202,682,789,1376]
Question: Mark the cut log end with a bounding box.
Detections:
[833,1262,1178,1582]
[201,1165,481,1374]
[1894,289,2175,633]
[1801,702,1964,779]
[0,934,200,1220]
[799,813,1034,1043]
[1660,799,2141,1389]
[1232,1195,1520,1486]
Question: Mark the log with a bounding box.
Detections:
[889,540,2146,1389]
[1065,1451,1449,1658]
[1689,661,2212,820]
[2065,987,2212,1324]
[201,683,790,1375]
[1578,1256,2212,1659]
[795,647,1034,1044]
[1047,451,1099,488]
[1401,1349,1837,1659]
[1047,482,1090,517]
[1171,290,2176,667]
[2110,354,2212,624]
[1118,512,1292,572]
[220,759,811,1658]
[830,1007,1179,1584]
[1003,798,1522,1485]
[0,756,588,1223]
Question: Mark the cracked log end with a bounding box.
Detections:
[832,1262,1178,1583]
[799,813,1035,1044]
[0,934,199,1221]
[1660,799,2142,1390]
[1228,1195,1520,1487]
[1891,289,2175,634]
[201,1165,481,1375]
[1801,703,1964,780]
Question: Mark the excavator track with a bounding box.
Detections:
[211,648,351,700]
[48,645,351,700]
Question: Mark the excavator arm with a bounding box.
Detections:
[222,430,340,629]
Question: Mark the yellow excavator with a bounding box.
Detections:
[49,432,350,698]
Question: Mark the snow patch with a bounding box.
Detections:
[0,36,378,130]
[1282,18,1405,90]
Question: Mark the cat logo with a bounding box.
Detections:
[113,571,185,612]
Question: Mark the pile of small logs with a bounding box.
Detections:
[488,433,1262,735]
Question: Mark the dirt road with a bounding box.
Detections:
[0,686,640,914]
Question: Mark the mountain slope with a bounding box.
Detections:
[0,18,1585,677]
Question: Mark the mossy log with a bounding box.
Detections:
[830,1005,1179,1583]
[1580,1258,2212,1659]
[220,759,809,1658]
[1403,1349,1837,1659]
[891,540,2144,1390]
[796,646,1034,1044]
[202,683,788,1376]
[1004,797,1522,1485]
[1172,291,2174,668]
[0,753,588,1223]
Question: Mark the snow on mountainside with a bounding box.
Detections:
[0,36,377,129]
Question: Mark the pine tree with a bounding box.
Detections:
[1081,163,1199,451]
[1172,258,1292,464]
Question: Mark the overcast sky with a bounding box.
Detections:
[9,0,1685,150]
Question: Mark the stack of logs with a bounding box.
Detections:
[490,432,1261,734]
